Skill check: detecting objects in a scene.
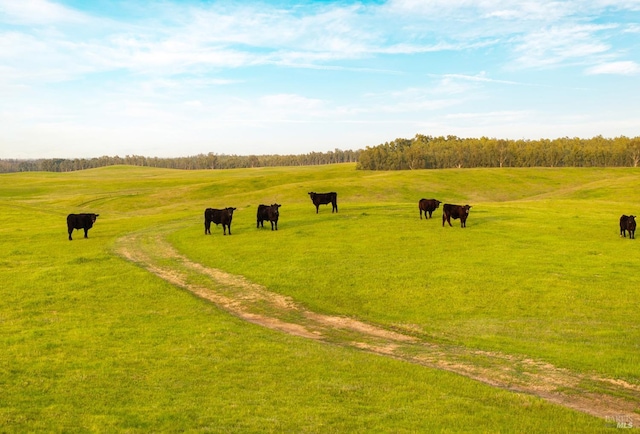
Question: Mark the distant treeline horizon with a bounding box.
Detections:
[356,134,640,170]
[0,149,360,173]
[2,135,640,173]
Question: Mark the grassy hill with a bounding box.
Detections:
[2,164,638,432]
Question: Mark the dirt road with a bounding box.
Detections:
[115,230,640,426]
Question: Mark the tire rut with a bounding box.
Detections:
[115,230,640,425]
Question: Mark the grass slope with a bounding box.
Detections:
[1,164,637,432]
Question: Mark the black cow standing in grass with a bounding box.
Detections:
[620,214,636,239]
[205,207,236,235]
[67,213,99,240]
[442,204,472,228]
[257,204,281,231]
[419,198,441,219]
[308,192,338,213]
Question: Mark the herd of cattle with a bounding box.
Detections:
[202,203,284,234]
[418,199,472,228]
[65,191,636,240]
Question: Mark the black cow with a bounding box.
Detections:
[419,199,442,219]
[308,192,338,213]
[620,214,636,239]
[257,204,281,231]
[204,207,236,235]
[442,204,472,228]
[67,213,99,240]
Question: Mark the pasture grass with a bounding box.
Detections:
[1,164,638,432]
[174,170,640,381]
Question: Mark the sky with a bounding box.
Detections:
[1,0,639,159]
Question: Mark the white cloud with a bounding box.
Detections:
[386,0,575,21]
[259,94,326,114]
[511,24,614,69]
[624,23,640,33]
[443,110,532,123]
[0,0,631,86]
[586,60,640,75]
[0,0,88,24]
[182,100,204,108]
[439,73,526,86]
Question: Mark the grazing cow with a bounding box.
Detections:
[419,199,442,219]
[257,203,281,231]
[67,213,99,240]
[620,214,636,239]
[442,204,472,228]
[204,207,236,235]
[308,192,338,213]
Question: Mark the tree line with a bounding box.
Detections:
[4,135,640,173]
[356,135,640,170]
[0,149,360,173]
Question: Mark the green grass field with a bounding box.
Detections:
[2,164,639,432]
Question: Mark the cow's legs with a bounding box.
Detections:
[68,229,73,241]
[84,228,89,238]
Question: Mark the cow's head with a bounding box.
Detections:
[270,203,281,215]
[463,205,471,214]
[92,214,99,222]
[226,207,237,215]
[308,192,315,197]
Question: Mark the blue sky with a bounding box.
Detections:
[1,0,639,158]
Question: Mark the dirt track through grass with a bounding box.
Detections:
[115,229,640,425]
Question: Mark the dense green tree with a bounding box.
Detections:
[356,135,640,170]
